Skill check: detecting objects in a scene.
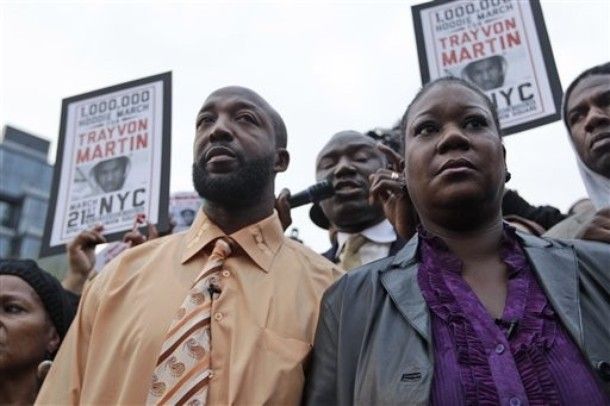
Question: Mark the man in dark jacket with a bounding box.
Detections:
[312,131,407,270]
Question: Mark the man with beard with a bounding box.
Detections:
[37,86,342,405]
[311,131,409,271]
[545,62,610,242]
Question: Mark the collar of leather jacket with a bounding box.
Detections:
[380,231,581,348]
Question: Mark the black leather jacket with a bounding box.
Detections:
[304,233,610,405]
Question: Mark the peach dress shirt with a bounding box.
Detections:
[36,210,342,405]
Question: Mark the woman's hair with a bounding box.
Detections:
[562,61,610,132]
[400,76,502,138]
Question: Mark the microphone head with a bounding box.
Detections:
[309,180,334,203]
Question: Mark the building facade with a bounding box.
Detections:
[0,125,53,259]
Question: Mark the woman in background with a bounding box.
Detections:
[0,259,75,404]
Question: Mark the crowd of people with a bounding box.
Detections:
[1,61,608,405]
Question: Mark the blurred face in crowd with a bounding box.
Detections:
[0,275,59,375]
[94,158,128,192]
[316,131,387,233]
[403,81,505,225]
[192,86,288,208]
[465,56,505,91]
[566,74,610,178]
[181,209,196,226]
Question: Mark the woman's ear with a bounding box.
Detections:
[274,148,290,173]
[46,325,60,355]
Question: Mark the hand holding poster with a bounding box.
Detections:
[411,0,562,135]
[94,191,203,270]
[40,72,171,256]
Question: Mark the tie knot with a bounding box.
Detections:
[344,234,367,255]
[211,238,232,260]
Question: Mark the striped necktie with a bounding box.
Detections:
[148,238,232,405]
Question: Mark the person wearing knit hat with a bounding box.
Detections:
[0,259,76,404]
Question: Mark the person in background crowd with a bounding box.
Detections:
[502,189,566,230]
[0,259,76,404]
[568,197,595,216]
[37,86,342,405]
[545,62,610,242]
[180,208,197,227]
[304,77,609,405]
[311,130,409,271]
[502,214,546,236]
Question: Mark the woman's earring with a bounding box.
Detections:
[37,360,53,380]
[505,171,512,183]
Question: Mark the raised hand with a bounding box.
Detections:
[368,143,418,240]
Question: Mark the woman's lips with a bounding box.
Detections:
[436,158,476,175]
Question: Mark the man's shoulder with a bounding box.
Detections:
[544,207,596,239]
[281,237,341,268]
[280,237,343,277]
[94,232,186,285]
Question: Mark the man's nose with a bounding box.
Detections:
[333,156,357,177]
[584,106,610,134]
[209,116,233,142]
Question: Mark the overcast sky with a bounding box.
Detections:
[1,0,609,251]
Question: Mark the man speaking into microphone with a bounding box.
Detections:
[278,130,407,271]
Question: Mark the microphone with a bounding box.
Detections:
[495,318,518,339]
[208,281,221,298]
[507,320,518,339]
[288,180,334,208]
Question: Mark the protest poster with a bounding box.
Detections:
[40,72,171,256]
[411,0,562,135]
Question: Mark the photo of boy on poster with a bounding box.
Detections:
[462,55,508,91]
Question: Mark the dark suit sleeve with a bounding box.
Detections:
[303,280,343,406]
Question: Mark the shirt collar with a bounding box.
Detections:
[336,219,397,258]
[181,209,285,273]
[416,222,525,276]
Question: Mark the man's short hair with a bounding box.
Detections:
[562,62,610,133]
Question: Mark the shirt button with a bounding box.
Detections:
[222,270,230,278]
[495,343,505,354]
[214,312,223,321]
[509,397,521,406]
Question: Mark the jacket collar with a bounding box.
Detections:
[180,209,284,273]
[380,236,431,343]
[379,231,583,347]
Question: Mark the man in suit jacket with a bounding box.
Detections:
[312,131,407,270]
